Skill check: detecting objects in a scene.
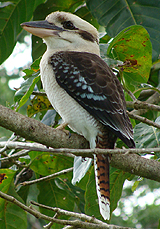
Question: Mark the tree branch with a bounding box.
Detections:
[0,140,158,158]
[0,104,89,149]
[110,153,160,182]
[0,105,160,183]
[0,191,134,229]
[126,100,160,112]
[0,141,160,182]
[131,91,160,115]
[30,200,109,226]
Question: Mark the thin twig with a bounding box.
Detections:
[122,82,137,101]
[43,213,58,229]
[131,91,160,116]
[0,191,134,229]
[0,141,75,161]
[127,111,160,129]
[0,133,28,168]
[31,200,107,225]
[32,91,47,96]
[0,141,159,158]
[14,168,27,186]
[62,226,76,229]
[21,167,73,186]
[126,100,160,112]
[0,133,16,155]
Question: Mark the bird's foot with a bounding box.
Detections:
[56,122,70,135]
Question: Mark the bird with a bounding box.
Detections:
[21,11,135,220]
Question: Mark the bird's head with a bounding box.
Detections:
[21,11,100,55]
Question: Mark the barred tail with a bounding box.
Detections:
[94,154,110,220]
[94,129,117,220]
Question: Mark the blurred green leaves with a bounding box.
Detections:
[0,0,46,65]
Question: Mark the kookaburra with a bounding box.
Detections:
[21,11,135,220]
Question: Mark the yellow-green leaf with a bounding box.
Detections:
[107,25,152,93]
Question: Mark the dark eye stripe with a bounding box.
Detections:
[78,30,95,43]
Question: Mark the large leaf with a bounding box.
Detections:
[37,178,75,229]
[55,178,85,213]
[107,25,152,93]
[87,0,160,61]
[134,116,160,149]
[16,75,40,112]
[29,151,73,177]
[0,0,46,65]
[85,166,103,220]
[110,167,133,214]
[0,169,27,229]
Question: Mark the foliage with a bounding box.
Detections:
[87,0,160,61]
[0,0,160,229]
[0,169,27,229]
[0,68,15,138]
[0,0,46,65]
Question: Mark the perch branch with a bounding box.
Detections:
[0,141,160,182]
[0,105,160,182]
[0,141,158,157]
[0,105,89,150]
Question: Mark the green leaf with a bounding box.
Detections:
[29,152,73,177]
[110,167,133,215]
[131,178,143,192]
[86,0,160,60]
[55,178,85,213]
[14,73,38,103]
[134,118,160,149]
[37,178,75,229]
[0,0,46,65]
[85,166,103,220]
[30,56,41,72]
[75,5,99,29]
[23,56,41,80]
[107,25,152,93]
[17,185,30,204]
[14,85,30,103]
[158,219,160,229]
[0,169,16,193]
[0,169,27,229]
[16,75,40,111]
[4,183,27,229]
[100,43,123,68]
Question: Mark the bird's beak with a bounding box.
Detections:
[21,20,64,38]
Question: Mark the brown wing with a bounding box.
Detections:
[49,51,135,148]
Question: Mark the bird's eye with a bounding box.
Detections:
[62,21,76,30]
